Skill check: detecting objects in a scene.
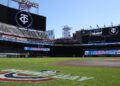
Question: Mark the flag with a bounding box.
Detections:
[97,25,99,28]
[89,26,92,29]
[104,24,106,28]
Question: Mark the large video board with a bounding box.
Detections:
[0,4,46,31]
[102,26,120,36]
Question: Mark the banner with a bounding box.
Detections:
[85,50,120,55]
[24,47,50,51]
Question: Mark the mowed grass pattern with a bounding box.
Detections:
[0,57,120,86]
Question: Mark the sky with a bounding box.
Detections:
[1,0,120,38]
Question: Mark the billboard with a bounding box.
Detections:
[0,4,46,31]
[24,47,50,51]
[85,50,120,56]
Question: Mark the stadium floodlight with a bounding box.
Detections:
[12,0,39,8]
[11,0,39,14]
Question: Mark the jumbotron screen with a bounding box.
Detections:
[0,4,46,31]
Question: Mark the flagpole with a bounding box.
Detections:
[37,6,39,15]
[7,0,10,7]
[88,26,92,43]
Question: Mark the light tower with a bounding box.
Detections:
[9,0,39,14]
[62,26,71,38]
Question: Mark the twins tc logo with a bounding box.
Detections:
[109,27,119,35]
[16,11,32,28]
[19,14,28,25]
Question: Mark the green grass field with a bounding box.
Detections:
[0,57,120,86]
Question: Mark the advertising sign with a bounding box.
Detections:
[85,50,120,56]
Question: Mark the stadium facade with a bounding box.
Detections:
[73,25,120,57]
[1,1,120,57]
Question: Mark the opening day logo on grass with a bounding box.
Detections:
[0,69,94,82]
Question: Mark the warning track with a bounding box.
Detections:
[54,59,120,67]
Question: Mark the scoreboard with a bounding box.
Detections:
[102,26,120,36]
[0,4,46,31]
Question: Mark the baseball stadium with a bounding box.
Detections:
[0,0,120,86]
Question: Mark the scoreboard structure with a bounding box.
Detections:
[0,2,52,57]
[0,4,46,31]
[74,26,120,44]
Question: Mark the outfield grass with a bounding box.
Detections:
[0,57,120,86]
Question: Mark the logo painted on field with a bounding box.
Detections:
[0,70,55,82]
[0,69,94,82]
